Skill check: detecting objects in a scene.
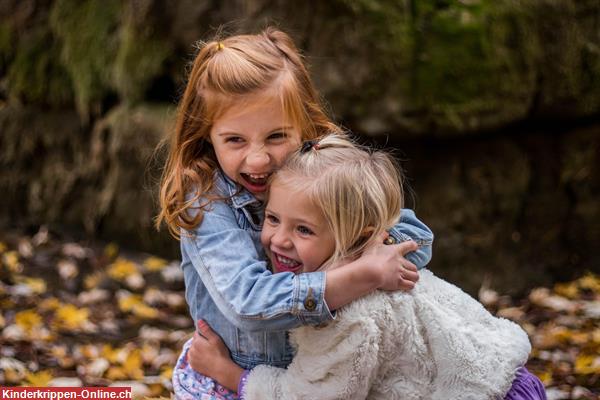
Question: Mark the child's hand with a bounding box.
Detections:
[363,232,419,291]
[188,320,244,392]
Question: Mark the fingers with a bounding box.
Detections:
[401,268,419,284]
[396,240,418,255]
[197,320,219,343]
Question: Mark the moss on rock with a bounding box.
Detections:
[113,1,172,104]
[6,26,73,105]
[49,0,121,119]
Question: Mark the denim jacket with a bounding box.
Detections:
[180,170,434,369]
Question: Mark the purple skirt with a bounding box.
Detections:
[505,367,547,400]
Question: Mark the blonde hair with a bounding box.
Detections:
[273,134,403,268]
[156,27,340,238]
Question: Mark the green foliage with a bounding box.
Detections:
[6,27,73,105]
[49,0,121,118]
[113,6,171,104]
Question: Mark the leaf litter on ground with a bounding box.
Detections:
[0,227,598,399]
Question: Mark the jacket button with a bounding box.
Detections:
[304,298,316,311]
[384,236,396,245]
[304,287,316,311]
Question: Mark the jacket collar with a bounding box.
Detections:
[216,169,262,209]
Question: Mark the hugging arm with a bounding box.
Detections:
[190,315,386,400]
[389,209,434,269]
[183,201,434,331]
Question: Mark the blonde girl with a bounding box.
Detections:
[189,134,546,400]
[157,28,434,399]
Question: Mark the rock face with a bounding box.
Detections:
[1,0,599,293]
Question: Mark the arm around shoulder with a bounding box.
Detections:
[389,209,434,269]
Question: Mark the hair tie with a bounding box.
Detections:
[216,42,225,51]
[300,140,320,153]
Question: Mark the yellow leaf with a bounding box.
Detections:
[102,344,121,364]
[160,366,173,380]
[536,370,553,386]
[118,293,159,319]
[24,370,53,387]
[553,282,579,299]
[578,273,600,293]
[108,258,139,281]
[84,271,104,290]
[4,368,24,384]
[55,304,90,330]
[104,243,119,260]
[15,309,43,333]
[105,366,128,380]
[15,277,47,294]
[574,354,600,375]
[0,241,7,253]
[39,297,62,312]
[123,349,144,380]
[144,256,168,272]
[3,251,22,273]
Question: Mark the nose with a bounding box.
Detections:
[270,227,292,249]
[246,146,270,169]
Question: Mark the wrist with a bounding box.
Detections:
[216,359,244,393]
[343,258,382,290]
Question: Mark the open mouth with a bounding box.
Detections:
[271,251,303,273]
[240,172,271,193]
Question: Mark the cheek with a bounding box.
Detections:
[260,228,271,248]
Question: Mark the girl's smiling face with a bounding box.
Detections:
[260,179,336,274]
[209,91,302,200]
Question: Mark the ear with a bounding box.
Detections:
[360,226,375,237]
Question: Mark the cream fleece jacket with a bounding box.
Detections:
[244,269,531,400]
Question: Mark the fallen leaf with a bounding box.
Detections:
[61,243,88,259]
[48,377,83,387]
[144,256,168,272]
[578,273,600,293]
[57,259,79,280]
[574,354,600,375]
[123,349,144,380]
[54,304,90,330]
[24,370,53,386]
[118,291,159,319]
[15,309,43,333]
[14,276,47,295]
[3,251,22,273]
[104,243,119,260]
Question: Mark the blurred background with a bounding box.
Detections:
[1,0,599,397]
[2,0,599,294]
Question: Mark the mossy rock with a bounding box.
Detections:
[5,26,73,105]
[49,0,122,118]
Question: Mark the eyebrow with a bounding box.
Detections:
[215,126,294,136]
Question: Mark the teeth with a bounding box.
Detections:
[276,254,300,266]
[248,173,269,180]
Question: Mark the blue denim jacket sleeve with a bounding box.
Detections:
[388,209,434,270]
[181,199,334,332]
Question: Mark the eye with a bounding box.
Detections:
[225,136,244,144]
[268,131,287,141]
[265,213,279,225]
[296,225,314,236]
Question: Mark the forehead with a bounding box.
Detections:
[267,180,323,221]
[207,84,309,135]
[213,93,285,128]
